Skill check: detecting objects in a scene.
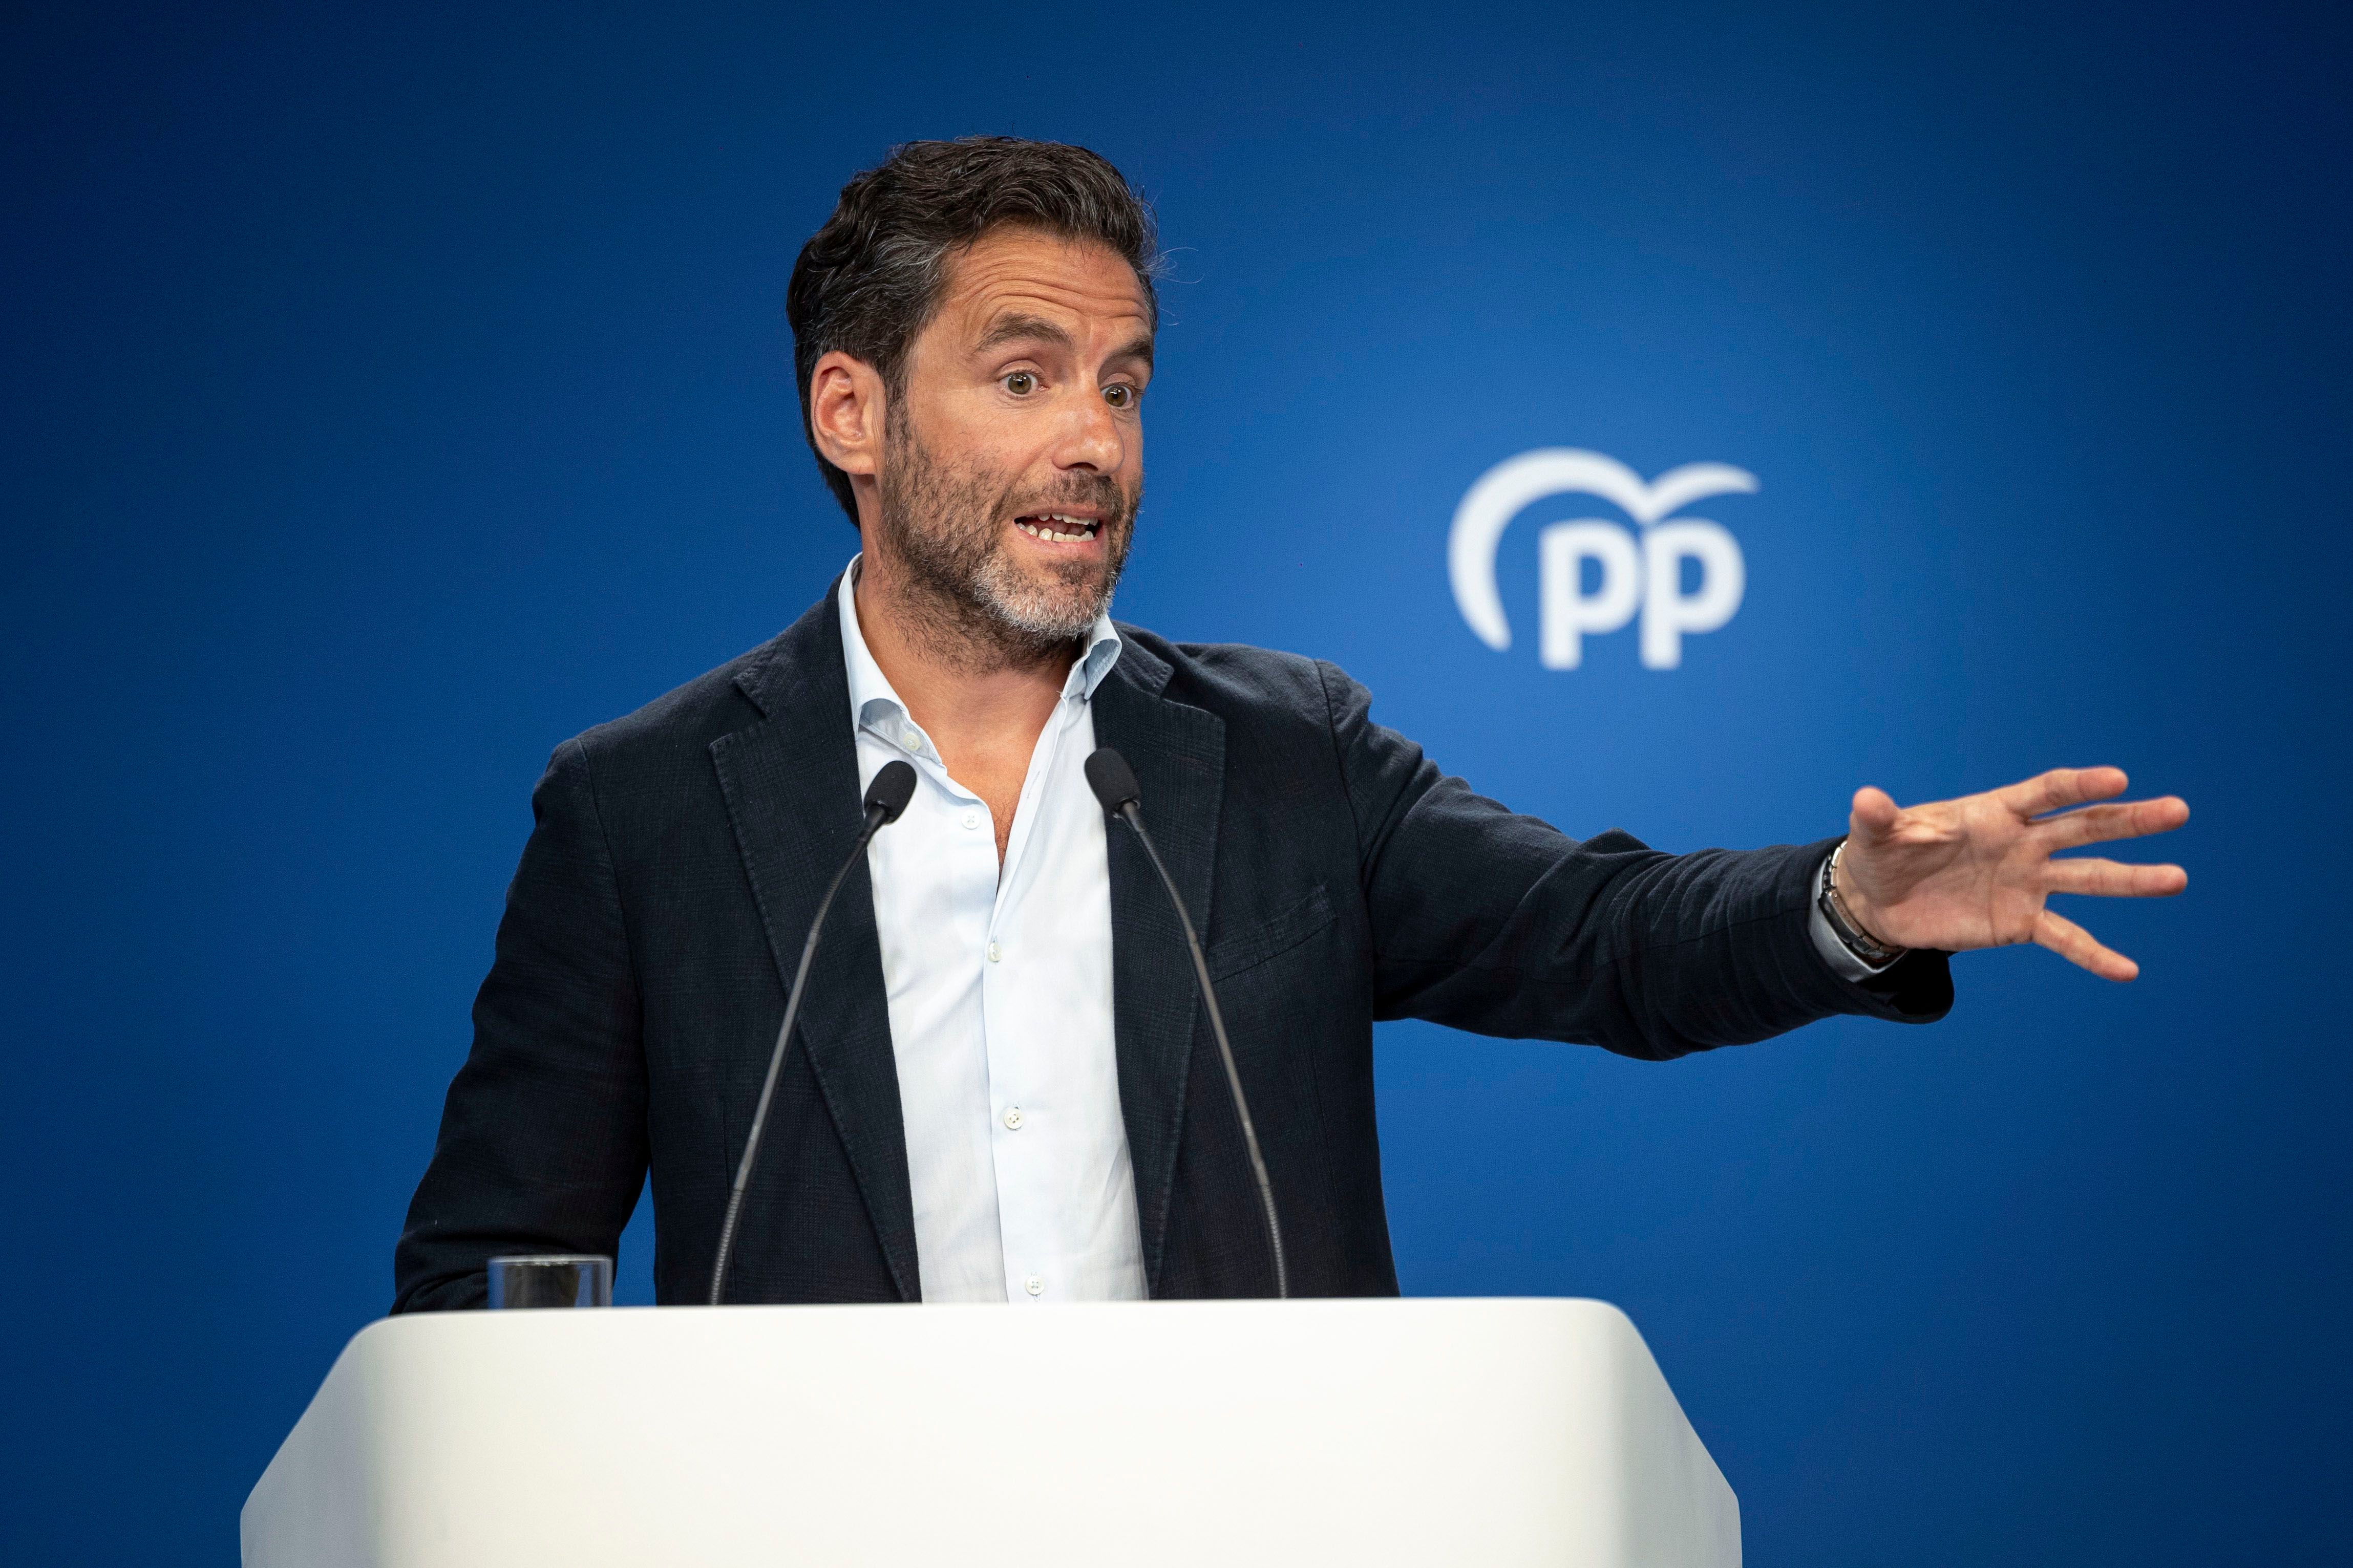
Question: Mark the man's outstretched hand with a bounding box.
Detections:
[1833,767,2189,982]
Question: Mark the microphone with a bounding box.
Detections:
[707,759,918,1305]
[1084,747,1289,1299]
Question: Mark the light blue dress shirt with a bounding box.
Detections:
[838,562,1148,1304]
[837,560,1882,1305]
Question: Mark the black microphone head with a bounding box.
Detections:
[1084,747,1141,816]
[864,759,918,825]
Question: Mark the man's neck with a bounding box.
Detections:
[851,550,1076,780]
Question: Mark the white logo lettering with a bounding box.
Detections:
[1448,448,1756,669]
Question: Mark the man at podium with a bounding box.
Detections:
[393,138,2187,1311]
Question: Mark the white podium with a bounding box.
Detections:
[243,1297,1739,1566]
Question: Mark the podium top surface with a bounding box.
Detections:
[243,1297,1738,1568]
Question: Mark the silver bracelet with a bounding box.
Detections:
[1820,841,1905,967]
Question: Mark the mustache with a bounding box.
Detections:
[1003,471,1133,523]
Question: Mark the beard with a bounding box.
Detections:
[873,413,1138,665]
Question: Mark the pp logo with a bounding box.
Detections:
[1448,448,1756,669]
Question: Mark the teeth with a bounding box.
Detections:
[1017,515,1100,543]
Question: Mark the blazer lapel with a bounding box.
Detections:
[1091,636,1226,1294]
[708,589,920,1301]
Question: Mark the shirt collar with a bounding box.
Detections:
[836,555,1124,739]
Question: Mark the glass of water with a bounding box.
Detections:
[487,1254,612,1309]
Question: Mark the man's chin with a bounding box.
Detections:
[985,594,1110,644]
[973,564,1113,643]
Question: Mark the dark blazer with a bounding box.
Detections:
[394,587,1950,1309]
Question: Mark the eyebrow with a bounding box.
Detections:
[973,313,1155,369]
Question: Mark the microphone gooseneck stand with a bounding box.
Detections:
[1084,747,1290,1299]
[707,760,918,1306]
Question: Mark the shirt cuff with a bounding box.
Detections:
[1809,855,1901,981]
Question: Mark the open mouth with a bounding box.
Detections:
[1014,512,1103,544]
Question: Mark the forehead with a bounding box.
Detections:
[931,227,1152,347]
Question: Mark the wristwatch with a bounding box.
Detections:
[1819,840,1906,969]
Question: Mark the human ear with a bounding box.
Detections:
[809,350,885,479]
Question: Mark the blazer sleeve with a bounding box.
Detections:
[392,737,648,1311]
[1319,663,1951,1060]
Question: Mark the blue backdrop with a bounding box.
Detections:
[6,3,2346,1562]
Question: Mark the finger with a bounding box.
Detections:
[2039,796,2191,850]
[1849,786,1901,837]
[2033,908,2139,982]
[2043,857,2190,898]
[1995,766,2128,820]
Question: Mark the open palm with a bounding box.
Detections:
[1835,767,2189,982]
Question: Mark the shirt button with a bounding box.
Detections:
[1003,1106,1024,1130]
[1024,1275,1044,1297]
[986,941,1001,963]
[903,727,923,751]
[961,809,980,831]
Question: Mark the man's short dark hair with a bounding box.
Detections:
[786,137,1161,523]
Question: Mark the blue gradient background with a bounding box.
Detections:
[5,3,2346,1562]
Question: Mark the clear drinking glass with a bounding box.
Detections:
[486,1254,612,1309]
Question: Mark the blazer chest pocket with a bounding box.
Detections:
[1207,882,1336,982]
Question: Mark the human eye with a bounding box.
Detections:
[1003,370,1038,396]
[1103,382,1139,410]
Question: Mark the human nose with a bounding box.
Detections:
[1052,382,1127,474]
